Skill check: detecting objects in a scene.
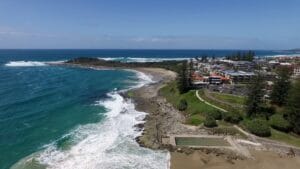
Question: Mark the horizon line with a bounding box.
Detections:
[0,48,287,51]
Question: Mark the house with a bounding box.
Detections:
[191,72,209,87]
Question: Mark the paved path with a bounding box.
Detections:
[195,90,228,112]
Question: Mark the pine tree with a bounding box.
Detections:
[270,67,292,106]
[236,52,241,61]
[286,79,300,134]
[246,73,266,117]
[177,61,189,94]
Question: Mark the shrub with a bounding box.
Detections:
[244,119,271,137]
[206,110,222,120]
[223,111,242,124]
[269,114,292,132]
[204,116,217,128]
[260,106,276,119]
[178,99,188,111]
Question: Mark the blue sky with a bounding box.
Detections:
[0,0,299,49]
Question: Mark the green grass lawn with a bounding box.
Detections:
[270,129,300,147]
[210,92,246,105]
[198,90,241,113]
[159,82,219,125]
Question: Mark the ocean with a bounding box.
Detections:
[0,49,299,169]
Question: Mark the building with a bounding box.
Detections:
[219,60,255,71]
[209,75,222,85]
[233,61,255,71]
[191,72,209,87]
[219,70,255,84]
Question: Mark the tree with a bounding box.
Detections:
[270,67,292,106]
[245,50,255,61]
[245,73,266,117]
[286,79,300,134]
[236,52,241,61]
[212,55,216,61]
[201,55,208,63]
[177,61,189,94]
[226,51,255,61]
[204,116,217,128]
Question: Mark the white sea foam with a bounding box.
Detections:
[258,54,300,58]
[35,92,169,169]
[18,70,170,169]
[124,69,155,90]
[98,57,189,62]
[5,61,47,67]
[4,60,66,67]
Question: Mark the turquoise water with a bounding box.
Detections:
[0,64,139,168]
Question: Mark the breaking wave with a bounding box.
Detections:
[98,57,189,62]
[5,61,47,67]
[4,60,65,67]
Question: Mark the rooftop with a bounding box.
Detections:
[222,70,255,76]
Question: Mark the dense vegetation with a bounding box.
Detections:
[243,119,271,137]
[67,57,184,73]
[206,110,222,120]
[177,60,190,94]
[223,111,243,124]
[245,73,266,118]
[269,114,292,132]
[204,116,217,128]
[286,79,300,134]
[270,67,292,106]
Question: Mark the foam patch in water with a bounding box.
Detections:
[5,61,47,67]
